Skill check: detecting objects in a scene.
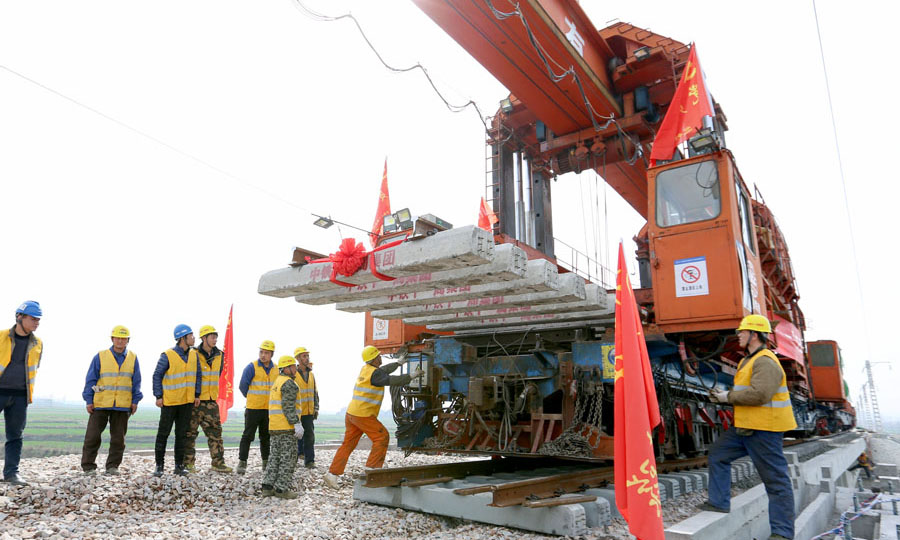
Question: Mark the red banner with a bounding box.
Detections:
[217,305,234,423]
[614,243,664,540]
[370,159,392,247]
[649,44,714,166]
[477,197,498,231]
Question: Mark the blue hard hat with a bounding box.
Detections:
[173,324,193,340]
[15,301,42,318]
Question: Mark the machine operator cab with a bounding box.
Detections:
[646,150,766,334]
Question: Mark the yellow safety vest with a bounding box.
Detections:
[245,361,278,409]
[162,349,198,406]
[0,329,42,404]
[347,364,383,417]
[93,349,136,409]
[733,348,797,432]
[197,348,222,401]
[268,375,299,431]
[294,370,316,416]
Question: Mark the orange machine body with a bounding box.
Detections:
[807,340,848,402]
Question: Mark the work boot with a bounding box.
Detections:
[323,472,339,489]
[210,463,233,473]
[262,459,268,470]
[2,474,27,486]
[305,462,316,469]
[83,469,97,476]
[236,460,247,475]
[273,488,298,499]
[153,465,164,478]
[697,502,728,513]
[174,464,189,476]
[104,467,120,476]
[185,464,195,473]
[261,484,274,497]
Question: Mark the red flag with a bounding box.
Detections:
[477,197,499,231]
[369,159,392,247]
[217,305,235,423]
[614,242,664,540]
[649,44,714,166]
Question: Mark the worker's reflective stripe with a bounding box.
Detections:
[248,389,270,395]
[353,395,382,405]
[763,400,793,408]
[161,349,198,406]
[293,372,317,415]
[732,385,788,394]
[353,385,383,397]
[94,350,136,409]
[100,371,133,379]
[268,377,297,430]
[245,362,278,409]
[163,381,195,390]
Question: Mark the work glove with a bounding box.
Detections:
[709,390,729,403]
[294,424,305,439]
[395,346,409,366]
[411,366,425,379]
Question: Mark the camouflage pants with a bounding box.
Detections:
[184,400,225,467]
[262,431,297,492]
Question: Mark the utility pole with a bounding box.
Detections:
[864,360,883,432]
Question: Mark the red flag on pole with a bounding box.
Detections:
[217,305,235,423]
[477,197,499,231]
[614,242,664,540]
[649,44,714,166]
[369,159,392,247]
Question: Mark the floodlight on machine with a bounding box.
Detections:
[394,208,414,231]
[687,128,720,155]
[499,97,514,114]
[312,215,334,229]
[382,213,399,233]
[633,46,651,61]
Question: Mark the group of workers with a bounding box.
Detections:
[0,300,420,499]
[0,300,856,538]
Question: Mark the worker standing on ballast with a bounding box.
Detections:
[323,346,421,489]
[702,314,796,540]
[236,340,278,474]
[293,346,318,469]
[183,325,232,473]
[261,355,303,499]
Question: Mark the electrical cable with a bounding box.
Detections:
[292,0,492,136]
[0,64,315,216]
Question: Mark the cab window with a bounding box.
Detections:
[656,160,721,227]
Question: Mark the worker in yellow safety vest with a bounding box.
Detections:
[0,300,44,486]
[702,314,796,540]
[323,346,422,489]
[152,324,201,477]
[236,339,278,474]
[81,325,142,476]
[183,325,232,473]
[261,355,304,499]
[293,346,318,469]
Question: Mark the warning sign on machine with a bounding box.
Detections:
[674,256,709,297]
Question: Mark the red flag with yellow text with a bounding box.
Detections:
[217,305,234,423]
[649,44,714,166]
[370,159,391,247]
[477,197,499,231]
[614,243,664,540]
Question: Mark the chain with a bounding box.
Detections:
[537,381,605,457]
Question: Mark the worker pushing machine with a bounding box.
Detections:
[293,346,318,469]
[184,325,232,473]
[703,314,796,540]
[323,345,422,489]
[237,339,278,474]
[261,355,304,499]
[152,324,201,477]
[0,301,43,486]
[81,325,142,476]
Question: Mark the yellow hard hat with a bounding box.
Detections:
[294,347,309,357]
[277,355,296,369]
[737,314,772,334]
[260,340,276,352]
[111,325,130,339]
[361,345,381,363]
[198,325,217,338]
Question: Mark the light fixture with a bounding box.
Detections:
[687,128,720,154]
[499,97,514,114]
[394,208,414,230]
[633,46,651,61]
[313,215,334,229]
[382,213,399,233]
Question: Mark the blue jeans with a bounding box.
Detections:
[708,428,794,539]
[0,393,28,479]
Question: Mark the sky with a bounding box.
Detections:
[1,0,898,422]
